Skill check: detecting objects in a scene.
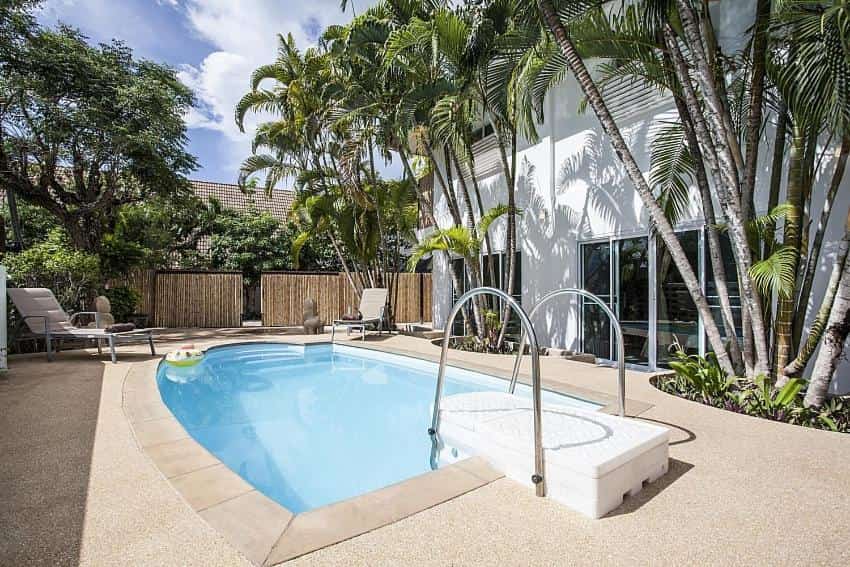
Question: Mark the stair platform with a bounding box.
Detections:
[438,392,669,518]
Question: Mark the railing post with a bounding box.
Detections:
[509,288,627,417]
[429,286,546,497]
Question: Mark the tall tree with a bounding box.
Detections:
[0,24,196,251]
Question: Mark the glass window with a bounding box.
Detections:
[450,257,468,336]
[581,242,612,360]
[617,237,650,366]
[656,231,701,366]
[705,231,743,347]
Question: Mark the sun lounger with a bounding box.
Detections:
[330,288,389,342]
[8,287,157,363]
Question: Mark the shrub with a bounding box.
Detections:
[4,229,101,311]
[656,348,849,433]
[101,286,140,322]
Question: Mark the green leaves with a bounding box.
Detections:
[648,121,695,225]
[750,245,798,299]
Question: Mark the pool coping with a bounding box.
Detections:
[122,340,653,565]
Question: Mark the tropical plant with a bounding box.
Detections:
[4,229,101,310]
[0,19,196,251]
[231,0,850,402]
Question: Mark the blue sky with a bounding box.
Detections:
[38,0,398,185]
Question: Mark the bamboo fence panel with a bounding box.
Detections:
[154,271,243,327]
[108,268,156,315]
[261,272,341,327]
[261,272,432,326]
[421,272,433,322]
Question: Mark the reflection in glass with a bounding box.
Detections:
[581,242,612,359]
[450,258,467,336]
[617,237,650,365]
[656,231,700,366]
[705,232,743,349]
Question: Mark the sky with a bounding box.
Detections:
[38,0,399,186]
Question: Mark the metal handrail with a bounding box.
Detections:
[508,288,626,417]
[428,287,547,497]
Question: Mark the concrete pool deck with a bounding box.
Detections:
[1,329,849,565]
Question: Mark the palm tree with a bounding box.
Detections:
[533,0,739,375]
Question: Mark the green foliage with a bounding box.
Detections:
[658,348,849,433]
[207,208,293,285]
[2,200,60,248]
[4,229,101,310]
[205,205,340,284]
[667,349,738,402]
[108,193,208,270]
[102,286,140,322]
[0,13,197,250]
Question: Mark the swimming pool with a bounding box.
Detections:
[157,343,601,513]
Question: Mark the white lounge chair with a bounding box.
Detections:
[8,287,157,363]
[330,288,389,342]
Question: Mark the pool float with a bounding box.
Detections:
[165,345,205,367]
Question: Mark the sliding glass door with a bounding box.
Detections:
[616,238,650,365]
[655,231,701,366]
[580,242,612,360]
[581,237,650,366]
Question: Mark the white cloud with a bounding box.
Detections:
[178,0,362,174]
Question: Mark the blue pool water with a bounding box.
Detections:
[157,343,600,513]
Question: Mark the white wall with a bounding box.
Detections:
[429,54,850,393]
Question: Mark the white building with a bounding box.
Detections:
[427,3,850,393]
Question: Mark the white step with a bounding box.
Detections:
[437,392,669,518]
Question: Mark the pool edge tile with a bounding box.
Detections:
[199,490,293,565]
[132,416,190,447]
[170,463,254,512]
[144,437,220,478]
[264,460,496,565]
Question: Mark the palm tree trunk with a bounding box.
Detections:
[741,0,770,224]
[399,146,473,334]
[536,0,735,375]
[450,148,478,237]
[329,232,361,300]
[468,157,497,297]
[793,136,849,348]
[803,241,850,407]
[668,73,744,372]
[784,207,850,378]
[664,22,769,376]
[494,122,518,350]
[774,124,806,374]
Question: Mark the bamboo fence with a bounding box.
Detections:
[261,272,432,327]
[154,270,243,328]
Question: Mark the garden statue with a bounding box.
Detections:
[303,298,323,334]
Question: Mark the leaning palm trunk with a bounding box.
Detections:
[538,0,736,375]
[668,79,744,372]
[804,238,850,407]
[784,208,850,379]
[672,3,770,375]
[399,146,474,335]
[468,157,498,302]
[494,123,518,350]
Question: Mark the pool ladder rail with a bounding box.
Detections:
[428,287,627,499]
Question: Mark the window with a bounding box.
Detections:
[656,231,701,366]
[580,237,649,366]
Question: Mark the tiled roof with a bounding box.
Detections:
[0,180,296,224]
[190,180,295,223]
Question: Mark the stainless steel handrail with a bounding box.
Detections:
[428,287,546,497]
[508,288,626,417]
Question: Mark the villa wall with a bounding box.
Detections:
[428,3,850,393]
